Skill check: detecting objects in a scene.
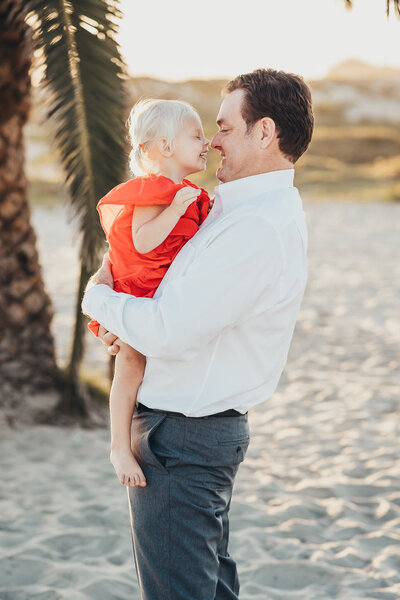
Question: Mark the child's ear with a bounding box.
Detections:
[157,138,173,158]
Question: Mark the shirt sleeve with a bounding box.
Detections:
[81,215,284,361]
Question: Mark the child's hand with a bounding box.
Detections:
[110,447,147,487]
[170,187,201,217]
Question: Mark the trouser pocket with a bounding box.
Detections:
[131,412,170,474]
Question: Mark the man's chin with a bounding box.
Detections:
[216,165,227,183]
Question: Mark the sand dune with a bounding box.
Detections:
[1,199,399,598]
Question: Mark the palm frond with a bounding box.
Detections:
[25,0,129,408]
[345,0,400,19]
[387,0,400,17]
[26,0,128,271]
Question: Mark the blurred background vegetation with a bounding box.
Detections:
[28,57,400,209]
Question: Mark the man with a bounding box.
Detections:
[82,68,314,599]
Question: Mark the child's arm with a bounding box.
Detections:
[132,187,201,254]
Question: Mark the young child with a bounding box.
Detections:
[86,98,212,488]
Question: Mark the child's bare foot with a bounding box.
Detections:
[110,448,147,487]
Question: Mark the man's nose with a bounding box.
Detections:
[210,133,219,149]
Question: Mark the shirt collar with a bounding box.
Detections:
[214,168,295,212]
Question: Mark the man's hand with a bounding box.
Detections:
[98,324,121,355]
[91,252,114,287]
[83,253,119,355]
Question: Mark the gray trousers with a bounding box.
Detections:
[127,404,250,600]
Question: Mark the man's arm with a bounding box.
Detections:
[81,216,283,361]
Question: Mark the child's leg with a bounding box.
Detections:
[109,340,147,487]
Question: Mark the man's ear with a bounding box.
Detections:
[156,138,173,158]
[259,117,275,149]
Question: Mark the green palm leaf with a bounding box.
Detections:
[386,0,399,17]
[387,0,399,17]
[345,0,400,18]
[25,0,129,412]
[26,0,128,270]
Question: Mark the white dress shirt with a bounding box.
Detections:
[81,168,308,417]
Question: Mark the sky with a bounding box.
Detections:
[118,0,400,81]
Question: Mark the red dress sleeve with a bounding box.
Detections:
[97,174,180,238]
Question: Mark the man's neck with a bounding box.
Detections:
[221,160,294,185]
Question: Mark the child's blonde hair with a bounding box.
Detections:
[127,98,201,176]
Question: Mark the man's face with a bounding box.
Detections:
[211,89,259,183]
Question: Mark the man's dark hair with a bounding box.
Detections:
[224,68,314,163]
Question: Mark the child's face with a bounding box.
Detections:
[172,116,210,176]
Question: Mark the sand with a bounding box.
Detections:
[1,199,400,599]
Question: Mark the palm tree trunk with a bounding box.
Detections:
[0,0,60,406]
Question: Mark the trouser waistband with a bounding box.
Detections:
[136,402,245,418]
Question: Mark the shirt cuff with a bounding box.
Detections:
[81,283,117,323]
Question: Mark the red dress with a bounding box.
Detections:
[88,174,210,337]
